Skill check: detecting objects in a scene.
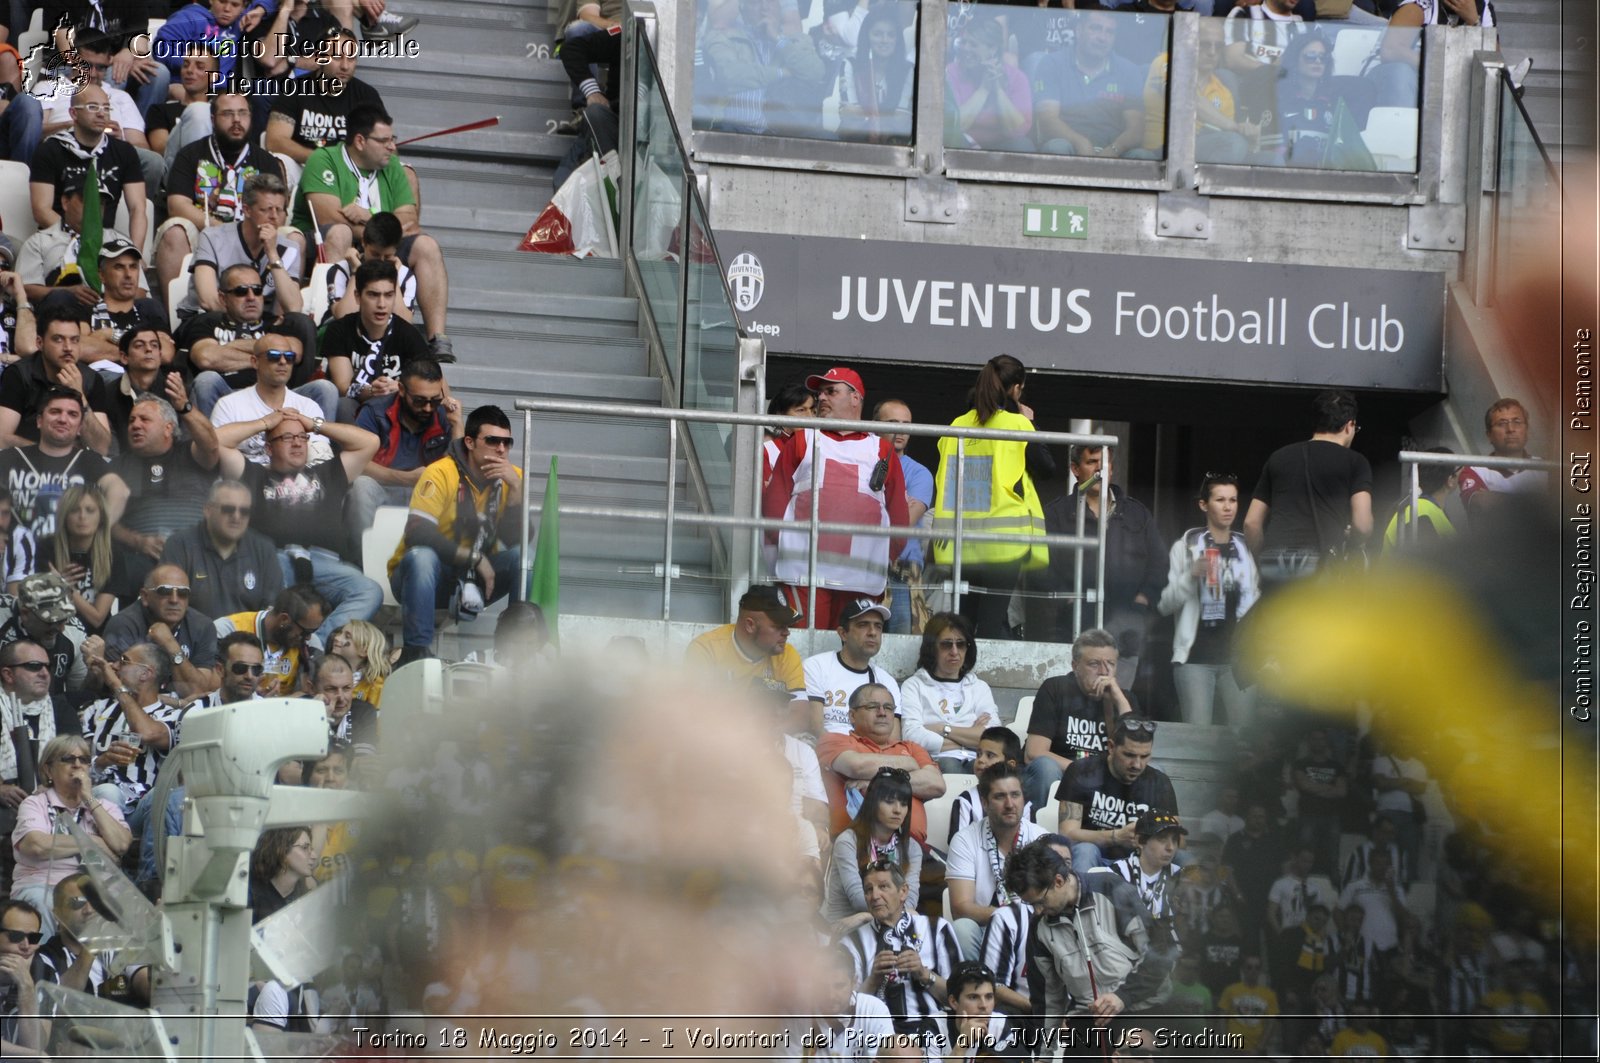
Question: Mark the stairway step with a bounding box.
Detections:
[449,309,637,340]
[450,333,647,374]
[451,365,659,402]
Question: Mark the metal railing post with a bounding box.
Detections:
[676,167,693,400]
[806,436,820,628]
[1408,460,1421,546]
[519,409,534,598]
[1095,467,1109,631]
[663,418,679,620]
[1073,489,1086,636]
[951,437,965,616]
[618,16,639,267]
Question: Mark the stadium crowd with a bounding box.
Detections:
[0,0,1580,1059]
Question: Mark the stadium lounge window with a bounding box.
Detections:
[1191,19,1422,176]
[939,6,1169,187]
[691,0,920,169]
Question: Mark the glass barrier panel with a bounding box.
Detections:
[692,0,920,145]
[1491,78,1561,373]
[681,189,738,518]
[944,5,1168,159]
[631,37,684,379]
[1185,20,1419,172]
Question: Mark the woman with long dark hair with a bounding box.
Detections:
[931,355,1051,639]
[822,765,923,928]
[837,5,914,144]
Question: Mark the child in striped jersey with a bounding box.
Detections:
[1102,809,1186,930]
[948,726,1034,846]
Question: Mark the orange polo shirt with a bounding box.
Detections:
[815,731,935,842]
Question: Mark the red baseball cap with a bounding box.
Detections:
[805,367,864,395]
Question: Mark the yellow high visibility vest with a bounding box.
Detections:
[931,409,1046,568]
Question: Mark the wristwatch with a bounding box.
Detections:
[177,400,193,416]
[942,725,952,738]
[171,651,187,667]
[312,416,325,433]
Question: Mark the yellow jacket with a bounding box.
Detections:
[932,409,1046,568]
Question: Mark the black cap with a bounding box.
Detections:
[738,586,803,626]
[1135,809,1189,840]
[838,597,891,625]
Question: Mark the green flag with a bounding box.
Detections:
[77,159,103,293]
[528,455,560,645]
[1321,97,1378,172]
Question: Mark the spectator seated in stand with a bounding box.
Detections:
[323,260,430,423]
[835,6,915,146]
[12,483,122,634]
[346,357,463,533]
[386,405,525,665]
[265,26,389,176]
[77,640,182,815]
[945,15,1033,153]
[160,479,285,620]
[304,653,377,748]
[95,564,221,698]
[0,246,33,361]
[327,619,392,706]
[0,40,43,166]
[215,584,328,697]
[815,681,945,842]
[897,612,1002,773]
[1056,716,1178,873]
[292,103,453,360]
[0,387,118,546]
[183,268,328,422]
[323,212,421,325]
[216,407,384,649]
[148,49,221,168]
[72,240,172,374]
[152,0,250,87]
[948,727,1035,845]
[821,764,924,934]
[1030,10,1142,158]
[203,330,340,457]
[37,34,165,198]
[157,103,294,308]
[0,303,116,457]
[16,176,133,312]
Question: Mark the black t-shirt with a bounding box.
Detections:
[0,357,116,443]
[1293,754,1347,818]
[321,315,429,397]
[174,312,265,390]
[1252,439,1374,554]
[164,137,284,208]
[268,75,384,152]
[28,133,145,220]
[1055,753,1177,861]
[88,297,168,343]
[30,532,126,628]
[0,446,109,539]
[1029,674,1139,761]
[110,443,214,537]
[240,456,352,557]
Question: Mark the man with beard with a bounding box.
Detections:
[1055,717,1177,873]
[947,764,1044,964]
[157,100,291,305]
[0,303,115,455]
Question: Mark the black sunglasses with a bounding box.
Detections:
[1,929,43,945]
[230,661,265,676]
[1115,718,1158,738]
[478,434,514,448]
[8,660,50,672]
[216,504,251,518]
[405,391,444,407]
[151,584,191,599]
[225,284,265,296]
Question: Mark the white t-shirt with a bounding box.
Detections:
[805,651,902,735]
[897,669,1001,762]
[211,386,334,465]
[1371,755,1427,815]
[1267,873,1337,929]
[946,818,1045,909]
[780,993,895,1061]
[1198,808,1245,844]
[41,83,146,133]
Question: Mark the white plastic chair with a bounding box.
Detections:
[302,261,334,324]
[362,505,408,608]
[1035,804,1056,831]
[923,789,960,860]
[0,161,38,245]
[1011,695,1036,736]
[1330,27,1382,78]
[167,252,193,329]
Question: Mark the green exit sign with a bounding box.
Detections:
[1024,203,1088,239]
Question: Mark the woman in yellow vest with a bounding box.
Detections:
[932,355,1050,638]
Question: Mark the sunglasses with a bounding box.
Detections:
[1116,718,1158,737]
[405,392,444,407]
[230,661,265,676]
[478,435,514,448]
[151,585,191,599]
[57,754,92,765]
[1301,52,1329,63]
[8,660,50,672]
[863,857,902,873]
[227,284,266,297]
[216,504,251,518]
[938,639,969,652]
[262,349,295,363]
[1,929,43,945]
[66,896,91,910]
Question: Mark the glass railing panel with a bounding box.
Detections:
[681,188,738,516]
[1181,20,1419,171]
[692,0,921,145]
[631,35,684,378]
[944,6,1169,159]
[1490,76,1562,370]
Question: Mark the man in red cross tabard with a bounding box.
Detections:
[763,366,910,630]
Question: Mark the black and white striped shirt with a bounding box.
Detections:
[840,912,960,1030]
[1102,854,1181,923]
[1341,840,1408,888]
[1445,952,1489,1014]
[981,900,1033,998]
[82,696,182,808]
[949,786,1036,847]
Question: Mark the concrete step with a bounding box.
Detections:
[448,306,638,340]
[443,249,625,297]
[445,330,648,375]
[450,365,659,403]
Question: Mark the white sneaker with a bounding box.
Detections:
[364,10,420,38]
[451,580,484,622]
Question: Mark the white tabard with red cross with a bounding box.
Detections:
[775,429,891,595]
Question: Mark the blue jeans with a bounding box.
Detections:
[192,373,340,423]
[0,91,42,164]
[133,783,186,889]
[389,545,522,649]
[886,573,913,635]
[1023,755,1066,815]
[1071,841,1105,874]
[276,546,384,647]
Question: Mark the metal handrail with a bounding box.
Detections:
[1395,449,1558,544]
[517,398,1118,632]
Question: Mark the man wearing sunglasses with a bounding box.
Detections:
[35,870,148,1008]
[217,406,384,648]
[0,898,45,1058]
[78,641,182,813]
[215,585,327,698]
[0,574,90,699]
[347,357,462,533]
[1054,716,1177,874]
[186,273,332,428]
[388,405,524,665]
[95,564,220,698]
[206,332,340,464]
[159,480,283,619]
